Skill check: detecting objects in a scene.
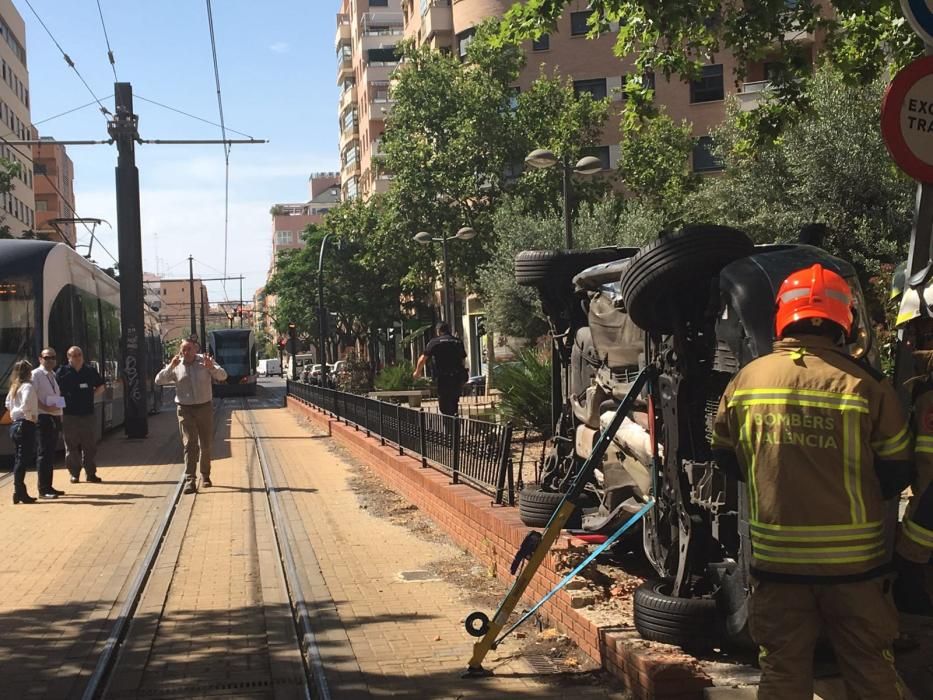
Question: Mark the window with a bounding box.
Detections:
[370,0,388,5]
[532,33,550,51]
[457,28,476,59]
[36,199,47,212]
[690,64,724,103]
[367,47,398,64]
[573,78,608,100]
[692,136,723,172]
[571,10,594,36]
[275,230,294,246]
[34,162,46,175]
[582,146,611,170]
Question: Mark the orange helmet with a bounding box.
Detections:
[775,264,854,338]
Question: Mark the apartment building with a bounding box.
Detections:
[399,0,817,173]
[154,278,209,345]
[336,0,403,201]
[0,0,35,233]
[270,172,341,265]
[32,136,75,245]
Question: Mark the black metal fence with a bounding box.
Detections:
[287,381,515,505]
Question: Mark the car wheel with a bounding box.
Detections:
[514,248,633,289]
[633,580,720,650]
[619,225,754,334]
[518,487,583,529]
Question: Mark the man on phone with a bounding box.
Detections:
[155,337,227,494]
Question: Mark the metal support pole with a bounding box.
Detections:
[451,417,460,484]
[419,409,427,468]
[378,401,385,446]
[199,287,206,347]
[318,233,332,387]
[562,159,573,250]
[188,255,196,339]
[239,276,244,328]
[441,234,452,325]
[109,82,148,438]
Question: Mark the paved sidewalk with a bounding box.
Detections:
[0,409,184,698]
[250,400,629,699]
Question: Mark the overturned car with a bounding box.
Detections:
[515,225,877,647]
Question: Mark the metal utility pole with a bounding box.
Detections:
[109,83,148,439]
[199,286,207,347]
[239,277,244,328]
[188,255,197,339]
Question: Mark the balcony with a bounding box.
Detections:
[737,80,771,111]
[336,52,354,83]
[360,11,404,36]
[421,1,452,40]
[335,13,351,48]
[339,123,359,150]
[339,84,357,113]
[341,156,361,181]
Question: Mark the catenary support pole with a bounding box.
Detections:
[199,287,207,347]
[109,82,148,438]
[188,255,196,338]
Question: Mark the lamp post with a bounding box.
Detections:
[318,232,337,387]
[524,149,603,250]
[413,226,477,331]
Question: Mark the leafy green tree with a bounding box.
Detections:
[499,1,921,132]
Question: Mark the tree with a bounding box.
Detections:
[0,158,22,239]
[499,1,922,132]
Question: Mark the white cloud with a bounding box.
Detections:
[269,42,290,54]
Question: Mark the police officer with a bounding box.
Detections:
[57,346,106,483]
[413,322,467,415]
[712,264,912,700]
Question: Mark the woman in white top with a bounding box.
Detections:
[5,360,37,503]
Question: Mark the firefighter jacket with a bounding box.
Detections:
[712,335,913,581]
[897,383,933,563]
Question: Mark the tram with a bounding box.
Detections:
[207,328,258,396]
[0,240,163,463]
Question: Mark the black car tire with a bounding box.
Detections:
[619,225,754,334]
[518,487,583,528]
[633,580,721,650]
[515,248,632,289]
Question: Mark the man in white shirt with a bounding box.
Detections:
[32,347,65,499]
[155,338,227,493]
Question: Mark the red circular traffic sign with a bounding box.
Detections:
[882,56,933,183]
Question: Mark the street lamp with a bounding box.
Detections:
[413,226,477,329]
[524,149,604,249]
[318,232,338,387]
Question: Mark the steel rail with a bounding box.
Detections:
[240,401,330,700]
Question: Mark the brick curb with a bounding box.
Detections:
[289,397,713,699]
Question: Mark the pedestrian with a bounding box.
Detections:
[412,322,467,416]
[56,346,106,484]
[32,347,66,499]
[5,360,37,504]
[893,322,933,614]
[711,264,912,700]
[155,338,227,494]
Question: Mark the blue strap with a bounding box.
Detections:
[494,498,655,645]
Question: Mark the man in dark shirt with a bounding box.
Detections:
[56,346,106,483]
[413,322,467,415]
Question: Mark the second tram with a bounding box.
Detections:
[207,328,258,396]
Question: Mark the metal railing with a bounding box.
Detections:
[287,381,514,505]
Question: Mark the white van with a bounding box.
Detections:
[257,358,282,377]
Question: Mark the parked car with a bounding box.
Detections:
[515,225,878,649]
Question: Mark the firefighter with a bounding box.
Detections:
[711,263,912,700]
[893,317,933,614]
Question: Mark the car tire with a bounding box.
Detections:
[633,580,721,650]
[518,487,583,529]
[514,248,633,289]
[619,225,754,334]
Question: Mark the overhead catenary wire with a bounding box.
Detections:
[0,133,118,265]
[22,0,112,117]
[33,95,115,127]
[94,0,118,82]
[135,95,254,139]
[204,0,232,285]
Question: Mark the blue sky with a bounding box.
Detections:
[21,0,339,305]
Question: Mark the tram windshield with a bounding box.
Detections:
[0,276,35,392]
[211,332,252,377]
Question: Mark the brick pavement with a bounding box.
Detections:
[249,398,630,699]
[0,408,184,698]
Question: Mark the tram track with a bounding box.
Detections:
[79,394,328,700]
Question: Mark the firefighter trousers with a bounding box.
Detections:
[749,576,903,700]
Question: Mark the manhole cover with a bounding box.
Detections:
[524,653,564,675]
[398,569,440,582]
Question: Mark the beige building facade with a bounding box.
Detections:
[398,0,817,173]
[32,137,75,245]
[154,278,209,345]
[0,0,35,233]
[337,0,402,201]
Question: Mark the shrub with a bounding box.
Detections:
[373,361,430,391]
[495,348,552,436]
[336,352,372,394]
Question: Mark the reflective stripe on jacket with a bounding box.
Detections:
[712,335,912,579]
[897,387,933,562]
